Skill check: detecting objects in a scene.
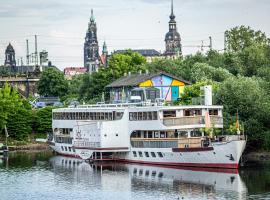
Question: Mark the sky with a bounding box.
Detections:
[0,0,269,70]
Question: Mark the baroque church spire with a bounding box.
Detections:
[164,0,182,57]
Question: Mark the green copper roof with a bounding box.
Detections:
[90,9,95,22]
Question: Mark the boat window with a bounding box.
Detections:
[190,130,202,137]
[144,152,149,157]
[68,147,71,152]
[145,170,149,176]
[133,151,137,157]
[157,152,163,157]
[209,109,218,116]
[178,131,188,138]
[138,151,143,157]
[129,112,158,121]
[115,112,124,120]
[163,110,176,118]
[184,110,191,116]
[64,146,68,151]
[151,152,156,157]
[193,109,202,116]
[61,146,64,151]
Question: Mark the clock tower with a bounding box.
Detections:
[164,0,182,57]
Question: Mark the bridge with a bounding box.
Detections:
[0,76,39,98]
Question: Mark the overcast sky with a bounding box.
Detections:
[0,0,269,70]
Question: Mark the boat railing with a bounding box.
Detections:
[73,141,101,148]
[77,102,161,109]
[163,116,223,126]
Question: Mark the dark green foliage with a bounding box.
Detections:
[6,107,32,140]
[34,106,53,134]
[37,68,68,98]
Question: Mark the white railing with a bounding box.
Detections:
[163,116,223,126]
[73,141,101,148]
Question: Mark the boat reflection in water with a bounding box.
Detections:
[49,156,247,199]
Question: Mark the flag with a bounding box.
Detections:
[236,110,240,135]
[205,111,211,128]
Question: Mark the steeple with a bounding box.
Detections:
[84,9,100,73]
[170,0,175,20]
[164,0,182,57]
[90,9,95,22]
[102,41,108,55]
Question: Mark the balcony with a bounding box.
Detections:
[163,116,223,127]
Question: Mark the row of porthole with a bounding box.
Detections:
[133,151,164,158]
[61,146,75,153]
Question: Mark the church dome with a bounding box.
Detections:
[5,43,15,53]
[165,31,180,41]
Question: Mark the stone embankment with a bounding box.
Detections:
[9,143,50,151]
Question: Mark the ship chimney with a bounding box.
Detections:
[203,85,212,105]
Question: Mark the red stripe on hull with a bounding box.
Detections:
[114,158,239,169]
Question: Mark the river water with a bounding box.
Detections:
[0,151,270,200]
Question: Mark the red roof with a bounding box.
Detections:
[64,67,87,75]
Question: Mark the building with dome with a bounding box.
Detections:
[164,0,182,58]
[4,43,16,72]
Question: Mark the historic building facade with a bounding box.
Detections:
[164,0,182,58]
[4,43,17,72]
[84,10,100,73]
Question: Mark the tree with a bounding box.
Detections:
[108,50,147,79]
[78,51,147,102]
[6,107,32,140]
[0,82,23,131]
[216,76,270,148]
[226,25,270,52]
[37,68,68,98]
[34,106,53,134]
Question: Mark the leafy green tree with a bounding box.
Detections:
[0,82,23,131]
[216,76,270,148]
[6,107,32,140]
[34,106,53,134]
[78,50,147,102]
[108,50,147,79]
[37,68,68,98]
[226,25,270,52]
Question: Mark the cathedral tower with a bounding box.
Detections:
[164,0,182,57]
[5,43,16,67]
[84,9,100,73]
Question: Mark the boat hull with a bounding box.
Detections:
[49,138,246,169]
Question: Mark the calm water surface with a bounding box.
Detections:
[0,151,270,200]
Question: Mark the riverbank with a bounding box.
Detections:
[8,142,50,151]
[244,151,270,162]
